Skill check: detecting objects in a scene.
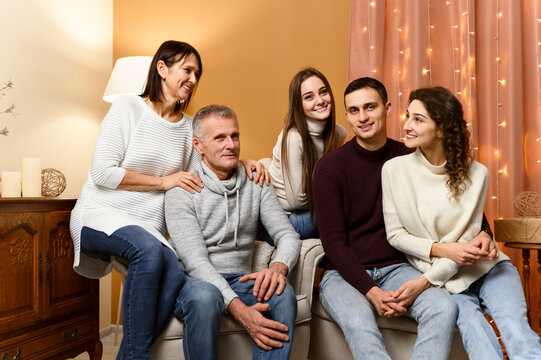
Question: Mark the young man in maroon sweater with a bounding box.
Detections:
[312,77,497,359]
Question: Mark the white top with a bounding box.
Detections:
[381,149,507,294]
[269,119,346,212]
[70,95,200,278]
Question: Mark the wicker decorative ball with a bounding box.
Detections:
[514,191,541,217]
[41,168,66,197]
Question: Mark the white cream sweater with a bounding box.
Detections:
[70,95,200,278]
[381,149,507,294]
[269,120,346,212]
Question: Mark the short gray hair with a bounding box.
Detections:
[192,104,238,138]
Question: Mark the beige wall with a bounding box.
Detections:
[0,0,113,329]
[113,0,351,160]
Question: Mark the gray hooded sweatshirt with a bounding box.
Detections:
[165,161,301,306]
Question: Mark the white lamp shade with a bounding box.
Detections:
[103,56,153,103]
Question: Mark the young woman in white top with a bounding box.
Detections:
[70,40,266,360]
[382,86,541,360]
[269,68,346,239]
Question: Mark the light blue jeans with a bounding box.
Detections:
[319,264,458,360]
[452,260,541,360]
[262,210,318,245]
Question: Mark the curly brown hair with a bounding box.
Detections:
[408,87,472,200]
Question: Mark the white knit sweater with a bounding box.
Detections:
[269,120,346,212]
[381,149,507,294]
[70,95,200,278]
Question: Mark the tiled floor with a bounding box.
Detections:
[70,329,121,360]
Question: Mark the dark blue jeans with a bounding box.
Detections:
[224,274,297,360]
[172,276,225,360]
[81,225,185,360]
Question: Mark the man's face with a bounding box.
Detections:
[193,115,240,179]
[345,87,390,150]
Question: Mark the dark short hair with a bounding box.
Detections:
[192,104,238,138]
[344,77,388,105]
[141,40,202,112]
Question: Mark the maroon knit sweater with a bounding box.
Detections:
[313,137,411,295]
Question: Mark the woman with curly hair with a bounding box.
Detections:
[269,68,346,239]
[381,86,541,359]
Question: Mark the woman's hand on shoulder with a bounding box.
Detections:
[431,242,486,265]
[240,159,271,186]
[161,171,203,193]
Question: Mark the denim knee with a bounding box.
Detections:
[174,281,224,320]
[269,284,297,320]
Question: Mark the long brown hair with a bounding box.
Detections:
[141,40,202,112]
[408,87,472,200]
[282,68,340,216]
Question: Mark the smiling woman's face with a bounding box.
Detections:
[300,76,332,121]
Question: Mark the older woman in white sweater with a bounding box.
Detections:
[382,87,541,360]
[70,41,266,360]
[269,68,346,240]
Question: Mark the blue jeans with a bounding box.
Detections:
[319,264,457,360]
[262,210,318,245]
[81,225,185,360]
[452,260,541,360]
[224,274,297,360]
[288,210,318,239]
[172,276,225,360]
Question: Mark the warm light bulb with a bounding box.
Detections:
[428,48,433,53]
[398,28,403,32]
[498,121,507,127]
[430,25,435,29]
[498,169,504,174]
[455,69,461,73]
[394,9,398,13]
[496,57,501,62]
[462,12,468,16]
[398,92,403,96]
[492,196,497,199]
[363,27,368,32]
[422,68,430,75]
[372,69,377,74]
[370,1,376,7]
[473,147,479,150]
[498,12,503,18]
[453,25,459,29]
[370,46,375,50]
[399,50,405,54]
[471,77,476,80]
[400,114,406,120]
[498,79,506,85]
[469,32,475,35]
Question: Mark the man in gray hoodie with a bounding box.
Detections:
[165,104,301,360]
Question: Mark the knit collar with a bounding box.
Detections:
[415,148,447,174]
[349,137,393,162]
[306,118,327,137]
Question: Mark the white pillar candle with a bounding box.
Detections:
[1,171,22,197]
[22,157,42,197]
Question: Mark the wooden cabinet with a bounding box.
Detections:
[0,198,102,360]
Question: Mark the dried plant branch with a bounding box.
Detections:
[1,104,15,115]
[0,126,8,136]
[0,80,14,95]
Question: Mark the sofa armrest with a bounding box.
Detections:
[286,239,325,307]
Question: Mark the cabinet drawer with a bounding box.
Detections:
[0,316,94,359]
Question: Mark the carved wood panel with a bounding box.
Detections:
[45,211,96,318]
[0,213,42,332]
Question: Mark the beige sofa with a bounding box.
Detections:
[112,239,323,360]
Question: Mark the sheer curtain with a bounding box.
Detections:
[349,0,541,332]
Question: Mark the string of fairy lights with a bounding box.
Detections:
[361,0,540,219]
[536,1,541,166]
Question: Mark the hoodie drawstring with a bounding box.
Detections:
[217,190,240,248]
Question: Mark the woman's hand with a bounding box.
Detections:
[240,159,270,186]
[161,171,203,193]
[431,242,486,265]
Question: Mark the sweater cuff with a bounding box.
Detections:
[223,289,239,308]
[423,258,459,287]
[105,167,126,189]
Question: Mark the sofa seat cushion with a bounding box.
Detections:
[159,294,311,340]
[311,292,419,333]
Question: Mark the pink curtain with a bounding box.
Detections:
[349,0,541,223]
[349,0,541,333]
